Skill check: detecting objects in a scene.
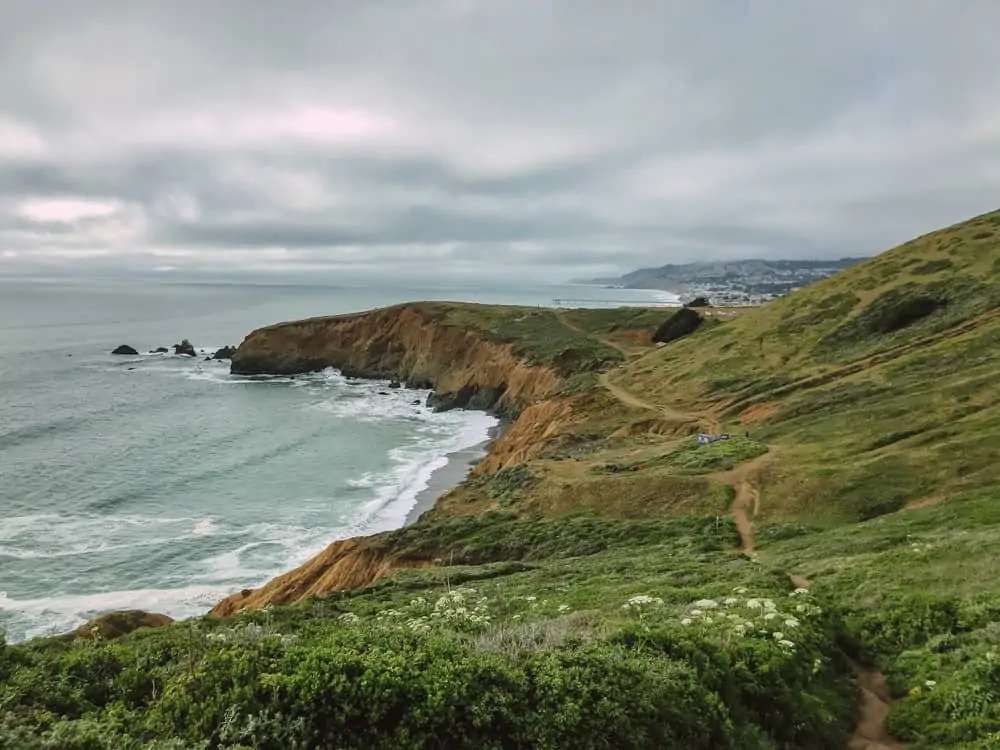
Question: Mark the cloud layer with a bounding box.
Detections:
[2,1,999,279]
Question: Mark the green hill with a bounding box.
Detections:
[613,207,1000,523]
[3,209,1000,749]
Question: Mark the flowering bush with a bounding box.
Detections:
[675,587,823,654]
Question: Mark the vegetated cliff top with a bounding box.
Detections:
[236,301,668,377]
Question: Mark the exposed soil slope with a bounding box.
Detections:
[231,303,566,415]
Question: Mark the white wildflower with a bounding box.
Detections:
[681,618,693,626]
[733,586,748,595]
[763,612,779,621]
[691,609,703,616]
[784,618,800,628]
[772,631,785,640]
[925,680,937,689]
[746,599,762,610]
[627,595,655,606]
[558,604,571,613]
[778,639,796,649]
[694,599,720,609]
[724,597,740,606]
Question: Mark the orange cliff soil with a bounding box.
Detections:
[212,304,586,616]
[211,537,434,617]
[230,303,563,415]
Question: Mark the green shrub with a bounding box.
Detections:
[658,437,769,474]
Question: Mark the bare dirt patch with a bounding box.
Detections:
[848,661,908,750]
[739,401,779,424]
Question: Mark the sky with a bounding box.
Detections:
[1,1,999,281]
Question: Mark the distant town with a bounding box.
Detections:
[579,257,870,307]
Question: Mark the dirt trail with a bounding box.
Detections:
[786,577,906,749]
[732,478,758,554]
[848,663,907,750]
[598,372,722,432]
[709,452,772,556]
[556,314,635,357]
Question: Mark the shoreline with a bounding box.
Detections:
[405,422,506,525]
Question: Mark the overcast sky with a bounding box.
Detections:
[1,1,999,280]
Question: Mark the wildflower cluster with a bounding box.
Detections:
[337,587,494,634]
[206,621,297,646]
[679,587,822,652]
[622,594,664,620]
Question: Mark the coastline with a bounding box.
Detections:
[405,422,505,525]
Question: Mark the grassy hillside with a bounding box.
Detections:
[422,302,664,372]
[612,207,1000,523]
[3,209,1000,748]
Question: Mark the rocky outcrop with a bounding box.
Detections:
[151,347,169,354]
[653,308,703,344]
[111,344,139,355]
[230,304,563,416]
[56,610,173,642]
[174,339,196,357]
[212,345,237,360]
[685,296,711,308]
[211,538,432,616]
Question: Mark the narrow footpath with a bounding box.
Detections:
[598,362,906,749]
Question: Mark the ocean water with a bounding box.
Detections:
[0,277,676,643]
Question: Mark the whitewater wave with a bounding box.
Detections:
[340,408,497,535]
[0,513,236,560]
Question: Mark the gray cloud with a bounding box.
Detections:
[1,0,999,279]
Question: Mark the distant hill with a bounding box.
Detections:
[581,257,870,293]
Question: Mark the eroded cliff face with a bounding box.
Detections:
[474,399,574,474]
[210,537,433,616]
[231,303,563,415]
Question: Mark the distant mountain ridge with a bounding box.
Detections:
[582,257,870,292]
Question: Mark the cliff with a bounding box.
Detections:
[210,537,432,617]
[231,303,569,416]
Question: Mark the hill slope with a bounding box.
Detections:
[583,257,869,291]
[612,208,1000,522]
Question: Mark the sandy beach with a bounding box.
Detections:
[405,424,504,524]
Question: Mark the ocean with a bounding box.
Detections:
[0,276,675,643]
